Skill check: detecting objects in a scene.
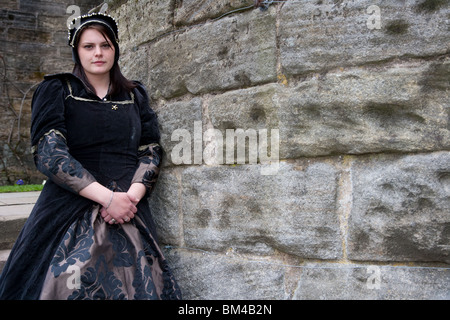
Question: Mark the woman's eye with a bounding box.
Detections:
[102,44,111,48]
[83,45,92,49]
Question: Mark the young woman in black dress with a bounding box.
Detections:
[0,13,181,300]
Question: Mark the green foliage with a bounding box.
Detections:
[0,184,43,193]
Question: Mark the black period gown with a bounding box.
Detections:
[0,73,181,300]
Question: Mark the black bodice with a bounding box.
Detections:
[64,78,141,184]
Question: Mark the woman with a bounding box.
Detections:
[0,13,181,300]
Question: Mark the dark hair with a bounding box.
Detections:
[72,24,136,96]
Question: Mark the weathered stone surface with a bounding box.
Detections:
[104,0,450,300]
[348,152,450,264]
[154,97,203,167]
[1,0,18,10]
[178,161,342,259]
[0,216,27,250]
[164,248,450,300]
[152,160,343,260]
[36,14,67,31]
[174,0,253,26]
[109,0,173,50]
[163,248,287,299]
[147,7,277,99]
[0,10,36,29]
[119,45,150,85]
[279,0,450,75]
[0,250,11,274]
[19,0,67,15]
[207,60,449,159]
[206,83,280,131]
[149,167,182,246]
[293,263,450,300]
[7,28,52,43]
[2,0,449,300]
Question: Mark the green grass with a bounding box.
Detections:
[0,184,44,193]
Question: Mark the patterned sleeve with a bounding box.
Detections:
[30,77,96,194]
[131,83,163,196]
[131,143,162,193]
[32,130,96,194]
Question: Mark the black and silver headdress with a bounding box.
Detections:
[67,12,120,63]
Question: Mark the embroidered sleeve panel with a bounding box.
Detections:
[131,143,162,194]
[33,129,97,194]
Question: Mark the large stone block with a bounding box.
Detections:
[0,10,36,29]
[0,216,28,250]
[279,0,450,75]
[147,7,277,99]
[164,248,287,299]
[207,83,280,131]
[154,97,203,167]
[207,60,449,159]
[278,61,450,158]
[348,151,450,264]
[178,161,342,259]
[119,45,150,85]
[109,0,174,49]
[293,263,450,300]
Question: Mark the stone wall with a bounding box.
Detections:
[2,0,447,299]
[108,0,449,299]
[0,0,102,184]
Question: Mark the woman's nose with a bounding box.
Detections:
[94,45,102,56]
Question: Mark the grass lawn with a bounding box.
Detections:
[0,184,44,193]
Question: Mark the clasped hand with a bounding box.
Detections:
[100,191,138,224]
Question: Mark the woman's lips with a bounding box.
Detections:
[93,61,106,65]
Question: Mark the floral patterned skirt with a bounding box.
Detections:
[39,205,181,300]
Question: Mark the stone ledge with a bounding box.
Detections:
[0,192,38,250]
[0,250,12,274]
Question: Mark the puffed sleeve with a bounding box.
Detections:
[30,78,67,146]
[30,77,96,194]
[130,83,162,196]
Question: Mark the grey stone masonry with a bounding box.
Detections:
[0,191,40,273]
[1,0,447,300]
[106,0,450,299]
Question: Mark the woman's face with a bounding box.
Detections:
[77,28,115,78]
